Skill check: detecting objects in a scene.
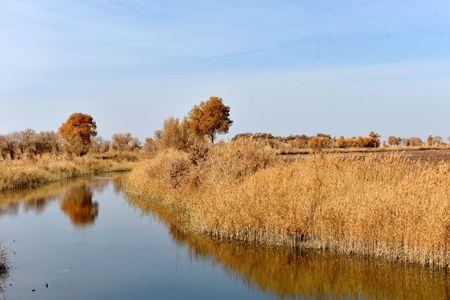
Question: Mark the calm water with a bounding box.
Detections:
[0,175,449,300]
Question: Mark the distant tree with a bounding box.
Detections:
[367,131,381,148]
[336,136,349,148]
[90,136,110,154]
[59,113,97,156]
[185,96,233,143]
[111,133,141,152]
[308,136,333,151]
[0,135,8,159]
[156,117,192,151]
[34,131,62,155]
[388,136,402,146]
[433,136,444,146]
[403,137,423,147]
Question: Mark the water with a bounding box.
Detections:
[0,175,449,300]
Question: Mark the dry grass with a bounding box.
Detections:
[0,155,134,192]
[125,140,450,268]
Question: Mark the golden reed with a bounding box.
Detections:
[125,140,450,267]
[0,155,133,192]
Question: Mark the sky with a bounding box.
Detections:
[1,0,450,141]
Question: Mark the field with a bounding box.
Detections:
[282,148,450,163]
[125,140,450,268]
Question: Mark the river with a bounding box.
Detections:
[0,175,449,299]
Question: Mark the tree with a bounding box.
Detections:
[59,113,97,156]
[404,137,423,147]
[336,136,349,148]
[90,136,110,153]
[367,131,381,148]
[308,136,333,151]
[186,96,233,143]
[155,117,192,151]
[388,136,402,146]
[111,133,141,152]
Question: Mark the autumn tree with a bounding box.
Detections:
[185,96,233,143]
[336,136,349,148]
[155,117,192,151]
[59,113,97,156]
[111,133,141,152]
[404,137,423,147]
[308,135,333,151]
[388,136,402,146]
[90,136,110,154]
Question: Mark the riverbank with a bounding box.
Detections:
[125,140,450,268]
[0,155,134,192]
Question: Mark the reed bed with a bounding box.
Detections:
[125,140,450,267]
[0,155,133,192]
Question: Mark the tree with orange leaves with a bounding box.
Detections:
[59,113,97,156]
[185,96,233,143]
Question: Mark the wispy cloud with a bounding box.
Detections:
[0,0,449,137]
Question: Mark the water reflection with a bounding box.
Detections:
[0,177,109,227]
[60,185,98,227]
[128,195,450,300]
[0,257,6,295]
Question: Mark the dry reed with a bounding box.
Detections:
[0,155,133,192]
[125,140,450,267]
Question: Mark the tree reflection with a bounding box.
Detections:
[60,184,99,227]
[0,247,8,295]
[0,178,111,227]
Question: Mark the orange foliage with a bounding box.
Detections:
[59,113,97,156]
[186,96,232,143]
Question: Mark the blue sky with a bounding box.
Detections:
[1,0,450,140]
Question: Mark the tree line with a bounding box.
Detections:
[0,96,232,159]
[1,95,449,159]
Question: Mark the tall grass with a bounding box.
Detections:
[0,155,133,192]
[125,140,450,267]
